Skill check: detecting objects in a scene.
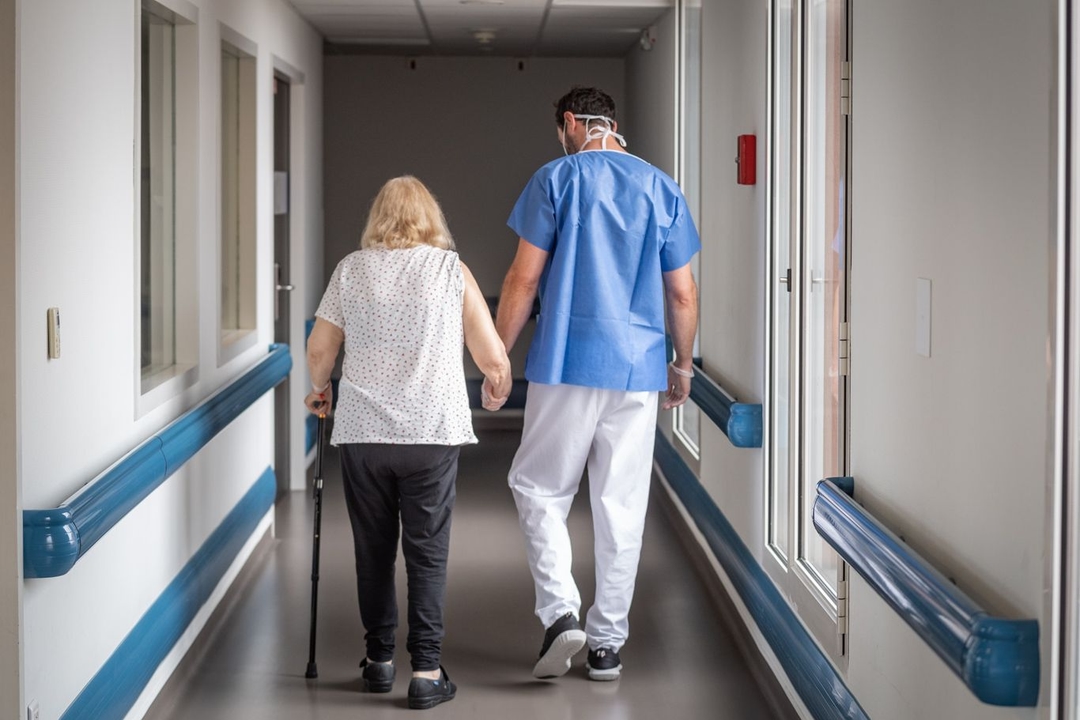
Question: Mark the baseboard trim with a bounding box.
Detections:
[60,468,276,720]
[653,433,868,720]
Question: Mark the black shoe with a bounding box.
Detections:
[408,667,457,710]
[533,612,587,679]
[586,646,622,681]
[360,658,395,693]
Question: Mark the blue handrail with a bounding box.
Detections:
[813,478,1040,706]
[23,344,292,579]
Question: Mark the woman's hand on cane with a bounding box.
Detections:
[305,382,333,418]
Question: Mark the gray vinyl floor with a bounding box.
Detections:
[144,424,778,720]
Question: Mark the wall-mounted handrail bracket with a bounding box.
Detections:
[687,360,762,449]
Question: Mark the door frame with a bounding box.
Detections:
[1052,0,1075,715]
[271,55,311,493]
[0,0,22,716]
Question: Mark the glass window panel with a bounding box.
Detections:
[682,0,702,226]
[140,7,176,382]
[799,0,846,594]
[674,0,703,458]
[680,400,701,452]
[221,50,240,335]
[769,0,796,559]
[221,46,256,349]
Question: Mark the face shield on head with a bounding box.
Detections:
[559,114,628,155]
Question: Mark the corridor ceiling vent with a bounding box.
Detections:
[313,0,674,58]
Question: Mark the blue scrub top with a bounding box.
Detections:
[508,150,701,392]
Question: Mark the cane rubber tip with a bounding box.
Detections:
[306,663,318,679]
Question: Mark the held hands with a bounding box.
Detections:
[305,384,333,417]
[481,377,510,412]
[663,362,693,410]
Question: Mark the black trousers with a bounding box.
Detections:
[339,443,459,671]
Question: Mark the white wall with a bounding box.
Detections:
[686,0,1054,718]
[17,1,321,717]
[846,1,1051,717]
[696,0,768,555]
[624,7,678,451]
[0,0,23,717]
[624,8,677,178]
[323,55,623,377]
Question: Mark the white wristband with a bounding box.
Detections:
[312,379,331,393]
[669,362,694,379]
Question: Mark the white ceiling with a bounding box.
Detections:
[295,0,674,57]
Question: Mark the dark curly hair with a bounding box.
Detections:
[554,87,617,128]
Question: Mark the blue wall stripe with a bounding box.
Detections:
[814,479,1039,706]
[59,467,276,720]
[24,344,291,578]
[654,432,868,720]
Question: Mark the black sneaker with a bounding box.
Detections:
[586,647,622,681]
[360,658,395,693]
[408,667,457,710]
[532,612,587,679]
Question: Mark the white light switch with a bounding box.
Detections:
[915,278,931,358]
[47,307,60,359]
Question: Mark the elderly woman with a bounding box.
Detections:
[305,176,510,710]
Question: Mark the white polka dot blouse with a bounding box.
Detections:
[315,245,478,447]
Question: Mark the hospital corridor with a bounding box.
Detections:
[0,1,1077,720]
[140,426,780,719]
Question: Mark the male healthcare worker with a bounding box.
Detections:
[492,87,700,682]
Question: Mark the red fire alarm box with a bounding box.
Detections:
[737,135,756,185]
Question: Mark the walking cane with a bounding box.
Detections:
[305,413,326,679]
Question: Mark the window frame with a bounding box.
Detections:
[217,24,259,366]
[672,0,703,465]
[134,0,200,416]
[763,0,852,663]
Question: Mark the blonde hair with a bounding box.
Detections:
[360,176,455,251]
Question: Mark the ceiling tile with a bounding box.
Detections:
[544,5,670,29]
[299,0,673,56]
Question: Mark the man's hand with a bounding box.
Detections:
[663,364,692,410]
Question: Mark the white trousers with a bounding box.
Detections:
[508,382,659,652]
